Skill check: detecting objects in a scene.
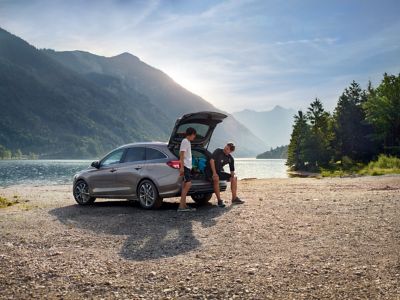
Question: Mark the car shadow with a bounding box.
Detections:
[49,199,230,261]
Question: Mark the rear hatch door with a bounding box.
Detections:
[168,111,227,148]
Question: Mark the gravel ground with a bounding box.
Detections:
[0,176,399,299]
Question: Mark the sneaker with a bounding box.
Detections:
[217,200,226,208]
[177,207,196,212]
[232,197,245,205]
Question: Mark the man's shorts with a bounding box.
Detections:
[183,167,192,182]
[218,171,232,181]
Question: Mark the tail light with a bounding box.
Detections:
[167,160,180,169]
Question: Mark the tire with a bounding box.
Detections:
[137,179,162,209]
[191,193,213,205]
[73,180,96,205]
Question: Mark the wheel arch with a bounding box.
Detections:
[136,177,160,196]
[74,177,93,194]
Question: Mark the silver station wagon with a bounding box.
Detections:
[73,111,228,209]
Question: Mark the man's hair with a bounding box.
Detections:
[185,127,197,136]
[227,142,235,152]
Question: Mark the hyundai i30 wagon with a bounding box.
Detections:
[73,111,228,209]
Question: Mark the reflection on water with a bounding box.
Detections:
[0,160,91,187]
[0,158,288,186]
[232,158,288,179]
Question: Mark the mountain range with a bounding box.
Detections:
[233,106,296,148]
[0,27,267,158]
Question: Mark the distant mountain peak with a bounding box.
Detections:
[234,105,294,115]
[272,105,284,111]
[232,105,296,148]
[112,52,140,61]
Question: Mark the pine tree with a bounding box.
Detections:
[333,81,376,162]
[286,111,312,170]
[364,73,400,156]
[306,98,332,169]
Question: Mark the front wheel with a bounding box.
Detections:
[138,180,162,209]
[191,193,213,205]
[73,180,96,205]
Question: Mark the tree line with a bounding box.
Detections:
[287,73,400,172]
[0,145,38,160]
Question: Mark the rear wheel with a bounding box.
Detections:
[73,180,96,205]
[138,180,162,209]
[191,193,213,205]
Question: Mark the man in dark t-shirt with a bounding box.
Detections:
[206,142,245,207]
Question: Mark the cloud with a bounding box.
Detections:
[274,37,338,46]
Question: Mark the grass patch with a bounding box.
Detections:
[0,196,19,208]
[359,155,400,176]
[321,155,400,177]
[321,169,349,177]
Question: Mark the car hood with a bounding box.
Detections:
[168,111,227,148]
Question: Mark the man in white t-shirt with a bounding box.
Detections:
[178,127,197,212]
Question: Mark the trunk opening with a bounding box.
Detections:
[171,147,211,181]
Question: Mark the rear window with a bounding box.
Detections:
[146,148,167,160]
[123,147,145,163]
[176,123,209,140]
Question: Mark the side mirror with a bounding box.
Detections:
[91,161,100,169]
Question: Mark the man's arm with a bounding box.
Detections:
[210,159,218,178]
[229,157,235,176]
[210,149,220,178]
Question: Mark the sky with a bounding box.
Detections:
[1,0,399,113]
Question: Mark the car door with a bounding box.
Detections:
[89,148,126,196]
[114,146,146,197]
[143,147,173,194]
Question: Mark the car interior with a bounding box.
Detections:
[171,148,211,181]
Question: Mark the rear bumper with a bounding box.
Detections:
[188,181,227,195]
[160,180,227,198]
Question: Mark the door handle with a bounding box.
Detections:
[134,166,142,170]
[110,168,117,173]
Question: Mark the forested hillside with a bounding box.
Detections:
[256,145,288,159]
[0,28,171,158]
[0,28,265,158]
[43,49,266,157]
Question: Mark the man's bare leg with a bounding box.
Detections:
[213,176,221,200]
[179,181,192,209]
[231,176,237,200]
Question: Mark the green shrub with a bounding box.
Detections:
[341,156,354,170]
[367,154,400,169]
[358,155,400,175]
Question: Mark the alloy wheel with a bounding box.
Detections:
[139,182,155,208]
[74,181,91,204]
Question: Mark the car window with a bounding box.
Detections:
[123,147,146,163]
[192,149,207,159]
[176,123,209,139]
[146,148,167,160]
[101,149,124,166]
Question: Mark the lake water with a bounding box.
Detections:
[0,158,288,187]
